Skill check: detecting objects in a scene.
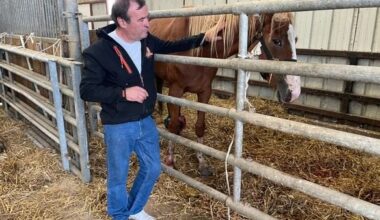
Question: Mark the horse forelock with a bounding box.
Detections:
[187,12,294,57]
[271,12,294,32]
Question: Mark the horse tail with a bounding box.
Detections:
[155,75,164,115]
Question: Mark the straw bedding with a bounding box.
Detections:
[0,91,379,219]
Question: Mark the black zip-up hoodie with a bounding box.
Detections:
[80,24,205,124]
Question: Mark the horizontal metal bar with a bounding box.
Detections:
[0,44,80,67]
[0,79,77,126]
[158,128,380,220]
[157,94,380,156]
[3,34,61,44]
[155,55,380,84]
[162,164,276,220]
[83,0,380,21]
[0,95,81,154]
[90,104,101,112]
[215,73,380,104]
[0,61,74,98]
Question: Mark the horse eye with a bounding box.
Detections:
[272,39,282,47]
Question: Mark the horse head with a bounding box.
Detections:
[250,12,301,103]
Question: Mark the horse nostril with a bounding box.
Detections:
[277,90,292,103]
[284,90,292,103]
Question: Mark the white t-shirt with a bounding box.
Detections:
[109,30,142,73]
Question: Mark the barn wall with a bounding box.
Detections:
[0,0,63,38]
[294,8,380,122]
[78,1,108,30]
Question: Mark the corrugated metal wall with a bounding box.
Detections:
[294,8,380,120]
[0,0,63,38]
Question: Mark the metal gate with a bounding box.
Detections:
[81,0,380,219]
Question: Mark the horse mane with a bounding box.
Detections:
[188,12,294,57]
[188,14,256,57]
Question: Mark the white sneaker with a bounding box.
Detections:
[129,210,156,220]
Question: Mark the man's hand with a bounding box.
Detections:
[204,21,225,43]
[122,86,148,103]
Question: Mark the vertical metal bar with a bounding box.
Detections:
[78,14,98,136]
[64,0,82,60]
[0,51,9,112]
[71,63,91,183]
[48,60,70,171]
[0,62,5,110]
[5,51,19,118]
[45,64,55,123]
[78,14,91,52]
[233,13,249,203]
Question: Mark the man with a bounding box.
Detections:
[80,0,223,219]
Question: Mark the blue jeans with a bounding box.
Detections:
[104,116,161,220]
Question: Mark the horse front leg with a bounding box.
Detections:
[164,86,185,168]
[196,90,213,177]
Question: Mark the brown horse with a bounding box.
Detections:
[150,13,300,176]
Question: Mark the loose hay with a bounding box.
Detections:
[154,90,380,219]
[1,89,380,219]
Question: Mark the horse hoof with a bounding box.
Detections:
[164,158,175,168]
[199,165,213,177]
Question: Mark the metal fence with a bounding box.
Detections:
[81,0,380,219]
[0,40,90,183]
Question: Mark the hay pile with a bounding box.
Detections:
[1,90,380,219]
[0,109,107,220]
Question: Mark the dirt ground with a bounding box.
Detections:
[1,93,379,219]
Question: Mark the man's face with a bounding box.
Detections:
[120,1,149,41]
